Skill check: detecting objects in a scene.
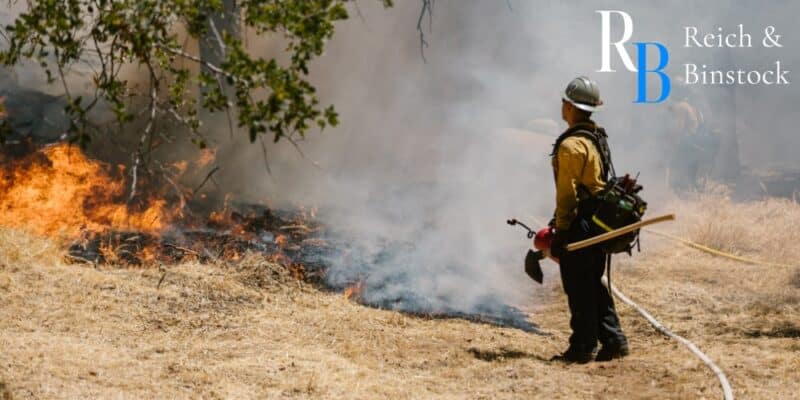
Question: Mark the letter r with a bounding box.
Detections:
[634,42,671,103]
[596,10,637,72]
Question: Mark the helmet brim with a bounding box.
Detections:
[562,92,601,112]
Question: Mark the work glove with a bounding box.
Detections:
[550,229,569,260]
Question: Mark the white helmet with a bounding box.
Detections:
[562,76,603,112]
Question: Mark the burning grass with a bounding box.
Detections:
[0,143,170,236]
[63,205,328,269]
[0,143,335,273]
[0,227,694,399]
[0,144,541,334]
[0,143,799,397]
[1,190,800,398]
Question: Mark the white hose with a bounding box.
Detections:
[605,278,734,400]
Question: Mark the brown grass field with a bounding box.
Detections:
[1,194,799,399]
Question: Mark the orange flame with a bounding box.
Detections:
[196,148,216,168]
[344,280,365,300]
[0,144,171,237]
[171,160,189,176]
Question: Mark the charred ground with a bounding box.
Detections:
[1,191,799,399]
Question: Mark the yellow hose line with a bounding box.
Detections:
[643,228,795,268]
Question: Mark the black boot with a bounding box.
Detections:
[550,347,594,364]
[595,343,629,362]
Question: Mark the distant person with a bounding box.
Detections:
[548,76,628,363]
[664,79,720,191]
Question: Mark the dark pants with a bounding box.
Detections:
[559,218,627,352]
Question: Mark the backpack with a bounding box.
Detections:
[552,125,647,254]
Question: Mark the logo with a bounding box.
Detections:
[596,10,671,103]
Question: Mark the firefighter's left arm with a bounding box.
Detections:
[553,138,587,232]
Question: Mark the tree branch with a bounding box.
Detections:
[192,166,220,194]
[417,0,434,62]
[129,72,159,202]
[258,135,273,176]
[158,44,233,81]
[286,135,321,170]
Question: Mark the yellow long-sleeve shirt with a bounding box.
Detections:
[551,129,606,231]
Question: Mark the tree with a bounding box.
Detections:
[0,0,392,157]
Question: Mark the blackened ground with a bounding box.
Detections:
[67,204,315,266]
[65,202,541,333]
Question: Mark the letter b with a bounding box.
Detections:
[634,42,671,103]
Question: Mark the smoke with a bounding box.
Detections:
[4,1,800,322]
[223,0,800,319]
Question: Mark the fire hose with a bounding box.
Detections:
[643,228,795,269]
[604,278,734,400]
[508,215,735,400]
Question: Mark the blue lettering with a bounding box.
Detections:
[634,42,670,103]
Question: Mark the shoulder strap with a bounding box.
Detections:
[551,125,615,180]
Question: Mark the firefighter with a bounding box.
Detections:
[664,78,720,191]
[548,76,628,363]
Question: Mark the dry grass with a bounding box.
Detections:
[683,192,800,262]
[1,194,799,399]
[0,381,11,400]
[618,192,800,398]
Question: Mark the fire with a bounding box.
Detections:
[0,142,328,277]
[0,144,171,237]
[344,280,365,300]
[196,148,216,168]
[269,251,291,266]
[171,160,189,175]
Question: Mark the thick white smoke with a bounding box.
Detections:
[218,1,800,322]
[4,1,799,325]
